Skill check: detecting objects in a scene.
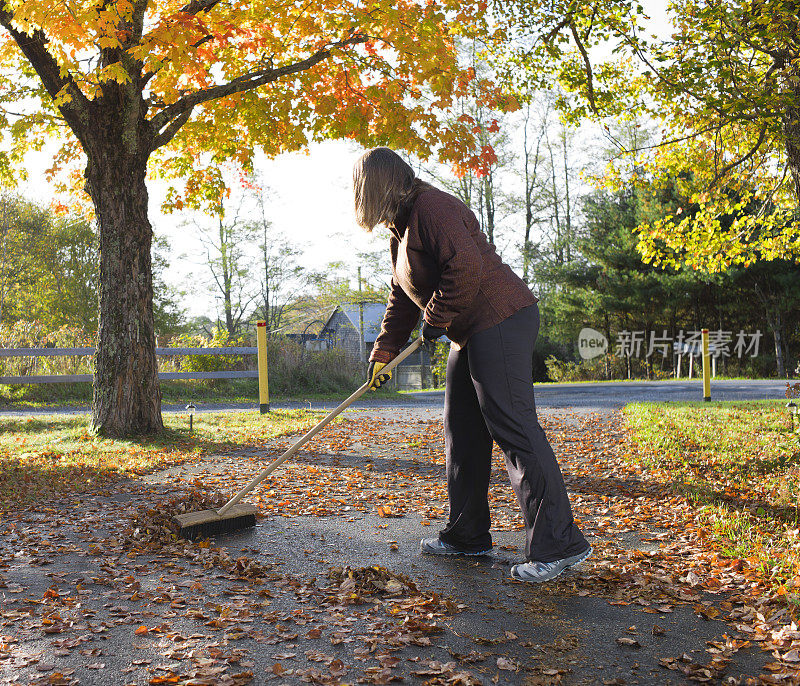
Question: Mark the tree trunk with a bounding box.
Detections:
[562,126,572,263]
[772,310,787,378]
[784,101,800,200]
[0,199,8,326]
[547,136,563,264]
[753,278,787,379]
[523,110,532,283]
[87,151,163,436]
[218,218,237,337]
[262,223,271,331]
[483,170,495,245]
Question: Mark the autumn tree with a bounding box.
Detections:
[0,0,499,435]
[494,0,800,270]
[424,49,514,247]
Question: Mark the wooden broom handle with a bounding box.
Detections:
[218,337,425,515]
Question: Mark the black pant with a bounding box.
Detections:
[439,304,588,562]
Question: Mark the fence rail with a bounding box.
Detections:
[0,347,257,357]
[0,347,258,384]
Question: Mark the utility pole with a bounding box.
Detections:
[357,267,366,364]
[0,197,8,326]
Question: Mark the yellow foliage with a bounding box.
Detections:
[0,0,493,211]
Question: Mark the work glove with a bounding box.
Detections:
[421,320,447,343]
[367,360,392,390]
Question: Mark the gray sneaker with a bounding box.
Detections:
[420,537,492,556]
[510,546,592,583]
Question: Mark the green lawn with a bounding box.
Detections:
[0,379,403,409]
[624,400,800,589]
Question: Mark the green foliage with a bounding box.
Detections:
[493,0,800,269]
[171,328,247,374]
[0,196,97,330]
[0,195,184,337]
[429,341,449,387]
[544,354,616,383]
[152,235,188,340]
[537,183,799,378]
[540,184,706,345]
[543,356,581,383]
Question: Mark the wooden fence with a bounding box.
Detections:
[0,347,258,384]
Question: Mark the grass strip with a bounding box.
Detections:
[623,400,800,593]
[0,409,323,503]
[0,379,403,408]
[0,379,400,410]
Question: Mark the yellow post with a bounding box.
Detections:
[701,328,711,402]
[256,320,270,413]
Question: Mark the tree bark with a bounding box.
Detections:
[87,149,163,436]
[784,89,800,200]
[483,170,495,245]
[216,217,238,337]
[772,311,787,379]
[547,135,563,264]
[562,125,572,263]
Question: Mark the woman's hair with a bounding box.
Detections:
[353,147,418,231]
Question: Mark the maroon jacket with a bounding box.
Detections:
[370,186,537,364]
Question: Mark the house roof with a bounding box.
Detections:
[322,303,387,343]
[321,302,452,345]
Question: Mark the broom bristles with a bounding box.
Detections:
[173,503,259,540]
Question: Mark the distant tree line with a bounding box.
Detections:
[0,195,183,340]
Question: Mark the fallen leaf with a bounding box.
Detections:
[496,657,518,671]
[616,637,640,647]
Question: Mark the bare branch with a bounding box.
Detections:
[542,14,574,45]
[709,121,770,188]
[569,22,598,114]
[598,118,753,174]
[624,37,766,124]
[150,106,193,151]
[754,162,791,219]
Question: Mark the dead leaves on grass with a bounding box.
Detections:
[0,410,321,503]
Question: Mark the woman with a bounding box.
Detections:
[354,147,590,583]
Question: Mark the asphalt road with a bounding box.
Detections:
[0,379,793,418]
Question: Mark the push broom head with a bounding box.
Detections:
[172,503,260,540]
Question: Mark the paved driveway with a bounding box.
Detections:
[0,379,792,418]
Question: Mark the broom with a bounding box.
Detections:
[173,337,424,539]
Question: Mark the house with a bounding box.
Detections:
[320,303,433,389]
